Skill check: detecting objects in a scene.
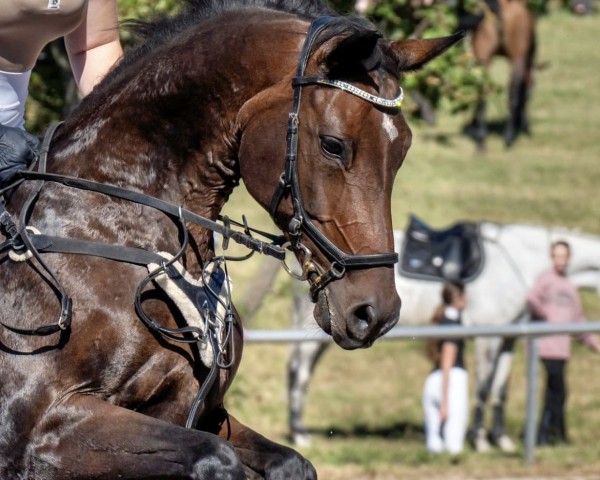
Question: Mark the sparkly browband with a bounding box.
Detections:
[292,76,403,109]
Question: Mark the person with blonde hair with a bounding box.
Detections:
[422,281,469,454]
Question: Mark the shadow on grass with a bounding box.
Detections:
[308,421,425,441]
[420,132,457,145]
[462,118,509,138]
[419,119,510,146]
[461,117,533,146]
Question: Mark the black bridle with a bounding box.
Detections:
[269,16,399,301]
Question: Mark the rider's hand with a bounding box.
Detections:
[0,124,39,188]
[440,398,449,423]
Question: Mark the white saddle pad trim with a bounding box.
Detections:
[147,253,232,368]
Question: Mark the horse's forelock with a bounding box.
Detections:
[310,17,400,80]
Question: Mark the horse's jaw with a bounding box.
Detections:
[313,288,334,338]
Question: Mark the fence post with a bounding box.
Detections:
[524,336,539,464]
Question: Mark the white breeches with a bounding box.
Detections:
[0,69,31,129]
[422,367,469,454]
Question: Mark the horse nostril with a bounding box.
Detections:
[352,304,376,333]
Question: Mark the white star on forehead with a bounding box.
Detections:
[382,114,398,142]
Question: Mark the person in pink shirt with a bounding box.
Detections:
[527,240,600,446]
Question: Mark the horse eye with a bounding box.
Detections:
[320,136,344,159]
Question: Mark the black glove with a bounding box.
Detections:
[0,124,40,189]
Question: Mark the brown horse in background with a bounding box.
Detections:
[467,0,537,150]
[0,0,463,478]
[356,0,537,150]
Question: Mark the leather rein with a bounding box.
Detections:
[269,16,400,301]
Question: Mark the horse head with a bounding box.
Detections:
[236,17,463,349]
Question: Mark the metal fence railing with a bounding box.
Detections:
[246,321,600,464]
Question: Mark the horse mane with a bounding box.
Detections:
[104,0,335,89]
[79,0,388,118]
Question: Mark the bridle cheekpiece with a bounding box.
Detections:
[269,16,400,301]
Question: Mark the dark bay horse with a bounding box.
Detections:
[466,0,537,150]
[0,1,462,478]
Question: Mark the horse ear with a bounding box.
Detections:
[313,22,383,76]
[389,31,466,72]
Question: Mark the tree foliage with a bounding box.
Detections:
[328,0,498,121]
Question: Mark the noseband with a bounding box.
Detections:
[269,16,400,301]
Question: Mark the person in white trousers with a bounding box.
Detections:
[423,281,469,454]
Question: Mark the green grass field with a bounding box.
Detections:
[220,6,600,479]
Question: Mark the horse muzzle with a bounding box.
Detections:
[312,270,400,350]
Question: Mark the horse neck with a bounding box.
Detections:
[50,11,304,233]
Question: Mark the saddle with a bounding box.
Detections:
[398,214,484,283]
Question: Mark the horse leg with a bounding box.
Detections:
[216,412,317,480]
[469,336,502,452]
[488,338,517,453]
[520,32,537,137]
[288,340,330,447]
[409,90,436,126]
[505,13,536,146]
[469,19,498,152]
[505,58,527,147]
[467,98,488,153]
[17,395,246,480]
[288,280,330,446]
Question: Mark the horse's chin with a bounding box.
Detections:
[313,288,371,350]
[313,288,332,335]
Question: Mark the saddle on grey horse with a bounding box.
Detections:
[398,214,484,283]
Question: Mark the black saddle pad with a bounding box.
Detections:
[398,214,484,283]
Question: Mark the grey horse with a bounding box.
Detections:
[287,222,600,450]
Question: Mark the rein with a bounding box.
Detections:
[0,123,286,335]
[269,16,399,301]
